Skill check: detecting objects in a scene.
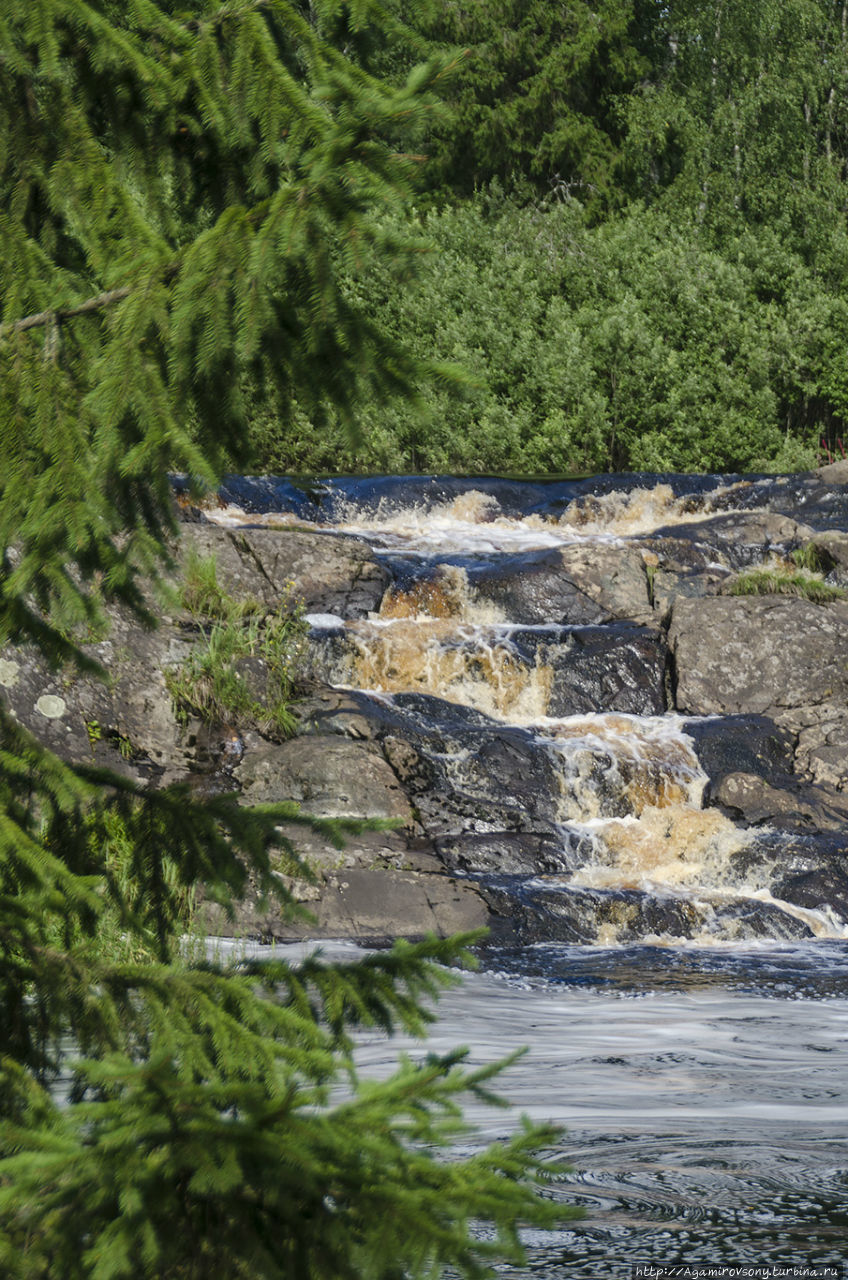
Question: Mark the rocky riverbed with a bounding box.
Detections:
[6,463,848,945]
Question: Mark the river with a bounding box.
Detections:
[207,472,848,1274]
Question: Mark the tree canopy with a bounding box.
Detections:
[243,0,848,476]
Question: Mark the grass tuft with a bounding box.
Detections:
[168,551,307,735]
[724,565,846,604]
[180,548,263,621]
[166,609,307,736]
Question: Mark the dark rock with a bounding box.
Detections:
[707,465,848,532]
[540,624,666,716]
[467,543,652,626]
[682,714,848,830]
[480,880,814,945]
[304,621,667,718]
[772,867,848,924]
[638,535,718,574]
[649,511,814,568]
[434,832,580,876]
[288,689,568,842]
[684,715,796,793]
[411,726,566,839]
[729,830,848,925]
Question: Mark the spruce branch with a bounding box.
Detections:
[0,288,132,339]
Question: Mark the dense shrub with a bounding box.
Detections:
[243,196,843,475]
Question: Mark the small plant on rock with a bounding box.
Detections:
[791,542,839,576]
[166,593,307,736]
[180,549,263,622]
[724,564,846,604]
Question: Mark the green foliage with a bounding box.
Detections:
[168,552,307,735]
[791,543,834,573]
[49,807,200,968]
[623,0,848,250]
[245,193,845,475]
[0,937,573,1280]
[180,549,263,622]
[242,0,848,476]
[1,690,575,1277]
[724,565,846,603]
[0,4,575,1276]
[400,0,647,210]
[0,0,450,665]
[166,604,307,737]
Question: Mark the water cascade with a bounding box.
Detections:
[208,471,848,947]
[203,470,848,1275]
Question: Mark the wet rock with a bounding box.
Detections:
[468,544,652,626]
[669,595,848,717]
[729,830,848,926]
[480,880,814,945]
[650,511,814,568]
[684,715,796,794]
[538,624,666,716]
[434,832,578,876]
[289,689,567,842]
[682,713,848,831]
[411,726,566,839]
[713,466,848,532]
[304,622,667,718]
[772,866,848,924]
[179,523,389,618]
[638,534,718,574]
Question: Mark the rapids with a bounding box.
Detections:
[206,471,848,947]
[202,471,848,1274]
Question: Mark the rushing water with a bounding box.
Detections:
[204,473,848,1273]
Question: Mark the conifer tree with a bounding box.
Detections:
[0,4,574,1274]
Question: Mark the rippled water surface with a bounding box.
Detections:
[351,943,848,1277]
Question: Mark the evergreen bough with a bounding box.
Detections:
[0,3,575,1275]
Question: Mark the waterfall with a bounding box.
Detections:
[207,471,848,947]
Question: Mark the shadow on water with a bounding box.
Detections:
[477,939,848,1000]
